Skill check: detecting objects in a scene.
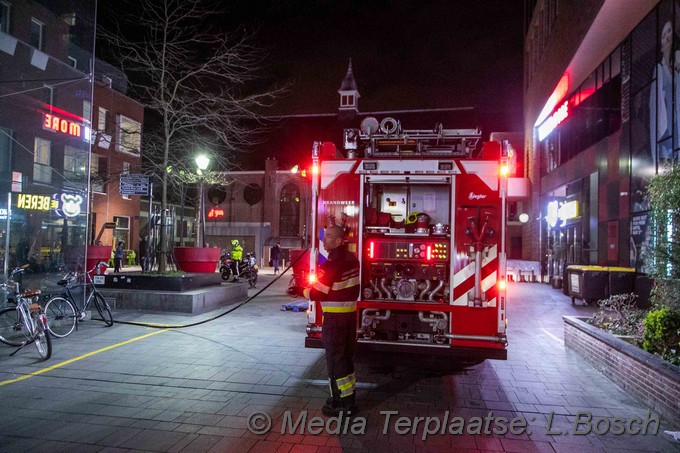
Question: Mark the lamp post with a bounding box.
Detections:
[195,154,210,247]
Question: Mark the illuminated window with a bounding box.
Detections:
[33,137,51,183]
[90,154,106,193]
[30,18,44,51]
[98,107,107,132]
[63,146,88,187]
[83,100,91,124]
[113,216,130,246]
[280,183,300,237]
[122,162,130,199]
[116,114,141,154]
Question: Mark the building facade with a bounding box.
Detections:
[203,158,311,265]
[0,0,96,284]
[89,64,143,255]
[524,0,673,283]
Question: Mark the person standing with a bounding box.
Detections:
[114,241,124,273]
[230,239,243,282]
[302,225,360,416]
[271,242,282,274]
[139,236,149,272]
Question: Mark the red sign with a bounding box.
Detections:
[207,207,224,219]
[44,113,81,137]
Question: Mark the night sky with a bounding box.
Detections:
[99,1,525,167]
[224,0,525,126]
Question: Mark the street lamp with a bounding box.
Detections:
[195,154,210,247]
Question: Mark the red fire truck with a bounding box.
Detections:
[305,117,522,361]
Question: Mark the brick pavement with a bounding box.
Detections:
[0,270,678,452]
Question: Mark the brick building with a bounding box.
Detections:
[89,63,144,255]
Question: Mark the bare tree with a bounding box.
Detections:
[98,0,284,271]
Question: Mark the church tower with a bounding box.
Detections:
[338,59,360,115]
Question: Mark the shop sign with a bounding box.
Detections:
[44,113,82,138]
[207,207,224,219]
[546,200,578,228]
[538,100,569,141]
[0,208,7,220]
[16,192,84,218]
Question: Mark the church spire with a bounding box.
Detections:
[338,58,360,113]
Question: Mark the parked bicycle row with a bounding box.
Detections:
[0,262,114,361]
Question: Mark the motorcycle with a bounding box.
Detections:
[220,251,258,288]
[219,252,233,281]
[240,252,259,289]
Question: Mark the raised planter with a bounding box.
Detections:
[85,244,112,274]
[173,246,220,273]
[564,316,680,427]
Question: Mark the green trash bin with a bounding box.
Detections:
[566,265,609,305]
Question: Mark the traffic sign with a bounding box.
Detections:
[120,174,150,196]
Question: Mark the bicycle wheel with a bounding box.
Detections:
[44,297,77,338]
[33,315,52,360]
[92,292,113,326]
[0,307,29,346]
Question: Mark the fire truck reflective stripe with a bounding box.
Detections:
[321,301,357,313]
[453,244,497,287]
[332,276,359,291]
[312,281,331,294]
[337,373,356,397]
[452,245,498,306]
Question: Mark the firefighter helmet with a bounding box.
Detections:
[406,212,421,224]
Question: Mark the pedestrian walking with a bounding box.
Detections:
[301,225,360,416]
[114,241,124,273]
[271,242,282,274]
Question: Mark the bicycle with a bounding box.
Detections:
[0,265,53,360]
[43,262,113,338]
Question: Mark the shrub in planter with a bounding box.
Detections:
[642,306,680,366]
[588,293,647,345]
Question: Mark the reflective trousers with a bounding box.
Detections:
[322,311,357,402]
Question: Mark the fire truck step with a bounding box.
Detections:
[281,300,309,312]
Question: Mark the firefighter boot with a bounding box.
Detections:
[322,394,358,417]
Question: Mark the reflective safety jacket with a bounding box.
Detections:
[231,244,243,261]
[304,245,360,313]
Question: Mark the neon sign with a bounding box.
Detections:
[537,100,569,141]
[207,207,225,219]
[546,200,579,228]
[16,192,83,218]
[17,193,57,212]
[44,113,82,138]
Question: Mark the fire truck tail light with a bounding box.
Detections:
[426,245,432,261]
[499,164,509,176]
[498,279,507,290]
[312,163,319,175]
[369,241,374,259]
[308,273,316,285]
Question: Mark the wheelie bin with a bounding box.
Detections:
[566,265,609,305]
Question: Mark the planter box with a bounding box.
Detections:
[564,316,680,427]
[174,247,220,273]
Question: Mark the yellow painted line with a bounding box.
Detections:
[0,329,168,387]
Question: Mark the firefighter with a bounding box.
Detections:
[230,239,243,282]
[302,225,360,416]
